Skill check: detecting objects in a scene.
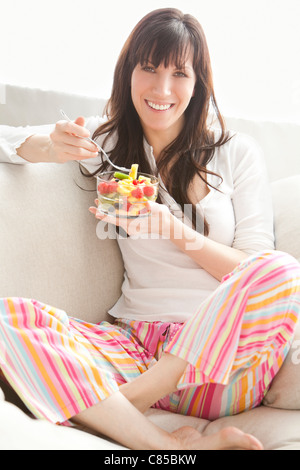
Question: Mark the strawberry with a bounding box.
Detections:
[143,185,154,197]
[131,187,144,199]
[98,182,110,194]
[108,181,118,193]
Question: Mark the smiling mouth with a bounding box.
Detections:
[146,100,174,111]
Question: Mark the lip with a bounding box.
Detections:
[145,100,175,111]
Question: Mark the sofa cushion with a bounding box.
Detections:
[0,161,124,324]
[261,176,300,411]
[0,399,125,450]
[263,320,300,410]
[271,174,300,263]
[225,117,300,182]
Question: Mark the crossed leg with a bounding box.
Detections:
[75,251,300,450]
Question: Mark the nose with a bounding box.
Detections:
[152,72,172,98]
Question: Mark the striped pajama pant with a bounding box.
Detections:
[0,250,300,424]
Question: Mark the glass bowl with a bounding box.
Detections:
[97,171,159,218]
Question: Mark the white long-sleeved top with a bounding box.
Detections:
[0,118,275,322]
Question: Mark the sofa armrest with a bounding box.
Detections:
[0,161,124,324]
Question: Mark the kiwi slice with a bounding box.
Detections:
[113,172,130,180]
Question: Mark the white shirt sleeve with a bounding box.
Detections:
[0,115,105,165]
[0,124,54,164]
[229,133,275,254]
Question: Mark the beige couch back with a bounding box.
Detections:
[0,161,124,324]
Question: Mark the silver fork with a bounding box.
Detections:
[60,109,130,172]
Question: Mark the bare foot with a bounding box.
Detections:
[172,426,263,450]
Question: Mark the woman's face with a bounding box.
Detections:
[131,49,196,141]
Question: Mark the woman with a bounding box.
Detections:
[1,8,300,450]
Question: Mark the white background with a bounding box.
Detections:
[0,0,299,123]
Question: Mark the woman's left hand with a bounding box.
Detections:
[89,200,173,238]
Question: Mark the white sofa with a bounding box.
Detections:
[1,84,300,450]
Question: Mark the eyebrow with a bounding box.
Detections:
[142,59,193,72]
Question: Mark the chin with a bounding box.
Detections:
[145,119,180,133]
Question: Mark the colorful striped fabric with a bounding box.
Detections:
[0,250,300,424]
[165,251,300,418]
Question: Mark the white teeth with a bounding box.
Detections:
[147,101,172,111]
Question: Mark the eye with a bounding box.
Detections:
[142,65,156,73]
[174,70,187,78]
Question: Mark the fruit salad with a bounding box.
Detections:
[97,164,159,218]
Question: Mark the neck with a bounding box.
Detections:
[142,120,184,161]
[144,131,168,161]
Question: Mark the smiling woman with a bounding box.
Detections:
[90,8,230,236]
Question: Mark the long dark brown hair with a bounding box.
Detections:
[85,8,231,235]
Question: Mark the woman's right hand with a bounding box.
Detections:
[17,116,99,164]
[48,116,99,163]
